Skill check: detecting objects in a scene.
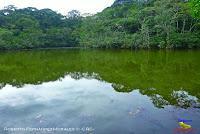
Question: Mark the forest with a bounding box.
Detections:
[0,0,199,50]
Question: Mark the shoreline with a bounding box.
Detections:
[0,46,200,52]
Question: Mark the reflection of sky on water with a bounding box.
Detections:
[0,75,200,134]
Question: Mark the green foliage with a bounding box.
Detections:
[15,17,39,31]
[78,0,200,49]
[0,28,13,49]
[0,49,199,108]
[190,0,200,19]
[0,0,199,50]
[0,7,79,50]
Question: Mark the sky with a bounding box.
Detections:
[0,0,115,15]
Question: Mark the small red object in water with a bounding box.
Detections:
[173,128,196,134]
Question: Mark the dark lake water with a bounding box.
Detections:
[0,49,200,134]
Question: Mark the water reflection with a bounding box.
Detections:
[0,49,200,109]
[0,75,200,134]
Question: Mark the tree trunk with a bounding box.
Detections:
[182,19,186,33]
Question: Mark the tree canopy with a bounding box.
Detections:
[0,0,199,50]
[78,0,200,49]
[0,7,80,49]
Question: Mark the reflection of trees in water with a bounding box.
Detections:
[150,94,170,108]
[171,91,200,108]
[141,88,199,109]
[0,81,33,90]
[0,71,199,109]
[112,83,132,92]
[68,72,101,80]
[0,50,199,109]
[150,91,199,109]
[111,83,200,109]
[0,83,5,89]
[0,72,101,90]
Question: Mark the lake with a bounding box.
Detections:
[0,49,200,134]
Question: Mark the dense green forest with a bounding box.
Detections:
[0,0,199,50]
